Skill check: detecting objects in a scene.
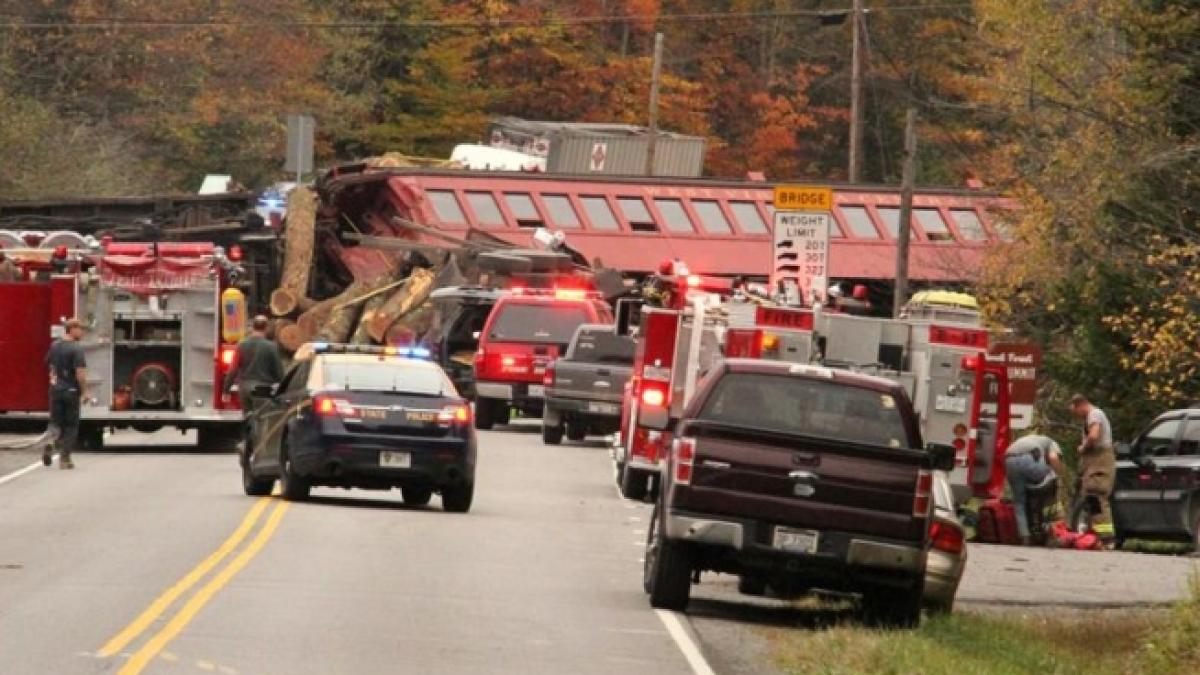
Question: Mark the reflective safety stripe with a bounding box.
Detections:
[1093,522,1115,534]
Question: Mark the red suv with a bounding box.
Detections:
[473,290,612,429]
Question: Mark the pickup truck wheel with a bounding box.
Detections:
[620,467,649,501]
[644,502,693,611]
[279,442,311,502]
[474,398,497,430]
[442,482,474,513]
[566,421,587,442]
[542,421,564,445]
[402,486,433,506]
[241,456,274,496]
[862,585,922,629]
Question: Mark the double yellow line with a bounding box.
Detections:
[98,496,290,674]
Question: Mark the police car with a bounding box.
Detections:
[240,343,477,512]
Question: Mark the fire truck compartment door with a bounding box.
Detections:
[0,282,53,411]
[972,419,998,486]
[182,285,220,410]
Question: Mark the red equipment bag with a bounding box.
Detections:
[975,498,1020,545]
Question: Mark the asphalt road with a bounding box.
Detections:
[0,426,696,675]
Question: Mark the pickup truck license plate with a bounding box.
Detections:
[935,395,968,414]
[773,527,819,554]
[587,401,619,414]
[379,451,411,469]
[528,385,545,398]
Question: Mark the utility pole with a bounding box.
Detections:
[893,108,917,318]
[848,0,863,183]
[645,31,664,176]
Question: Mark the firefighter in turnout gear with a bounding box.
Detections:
[1070,394,1117,545]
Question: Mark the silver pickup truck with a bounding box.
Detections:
[541,324,635,445]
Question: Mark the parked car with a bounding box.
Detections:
[472,289,612,429]
[240,344,477,512]
[1111,408,1200,549]
[541,324,635,445]
[423,285,504,399]
[924,471,967,613]
[641,359,954,627]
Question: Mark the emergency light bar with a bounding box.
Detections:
[508,286,602,301]
[309,343,432,359]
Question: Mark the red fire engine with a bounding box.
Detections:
[0,235,247,449]
[614,269,1014,502]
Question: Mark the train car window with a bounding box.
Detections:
[465,192,506,228]
[542,195,581,228]
[916,208,954,242]
[950,209,989,241]
[653,198,695,233]
[839,206,881,239]
[877,207,918,240]
[503,193,542,228]
[693,200,732,234]
[428,190,466,225]
[581,196,620,230]
[617,197,658,233]
[729,201,768,234]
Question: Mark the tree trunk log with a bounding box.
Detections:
[368,268,435,343]
[275,320,305,354]
[350,294,388,345]
[384,304,435,346]
[272,186,318,316]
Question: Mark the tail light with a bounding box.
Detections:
[724,329,762,358]
[641,385,667,408]
[760,331,780,357]
[673,436,696,485]
[438,404,471,424]
[314,395,358,418]
[219,345,237,367]
[929,520,964,554]
[543,362,555,387]
[474,349,486,373]
[913,470,933,517]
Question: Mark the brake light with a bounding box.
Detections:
[438,404,471,424]
[913,470,933,517]
[543,362,555,387]
[219,346,237,367]
[686,275,701,288]
[674,436,696,484]
[641,386,666,408]
[314,395,358,418]
[960,354,980,371]
[929,521,965,554]
[554,288,587,301]
[724,329,762,358]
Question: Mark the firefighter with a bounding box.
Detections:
[223,315,284,418]
[1004,434,1064,544]
[1070,394,1117,546]
[43,318,89,469]
[0,245,19,281]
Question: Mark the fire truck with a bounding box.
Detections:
[613,270,1013,503]
[0,233,247,449]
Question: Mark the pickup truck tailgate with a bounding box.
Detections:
[549,361,630,407]
[677,424,927,543]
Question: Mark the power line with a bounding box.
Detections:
[0,5,975,31]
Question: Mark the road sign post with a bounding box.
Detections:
[771,185,833,306]
[285,114,315,184]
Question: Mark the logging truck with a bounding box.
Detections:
[0,236,247,449]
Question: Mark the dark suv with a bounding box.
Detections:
[1112,409,1200,549]
[642,359,952,627]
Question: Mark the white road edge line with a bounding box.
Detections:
[0,457,52,487]
[655,609,717,675]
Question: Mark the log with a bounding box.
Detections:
[276,320,305,354]
[350,294,388,345]
[316,299,364,344]
[272,186,318,316]
[294,281,368,344]
[368,268,435,343]
[384,304,434,346]
[269,288,317,317]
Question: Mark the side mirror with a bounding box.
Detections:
[251,383,277,397]
[1115,442,1132,460]
[640,405,670,431]
[925,442,957,472]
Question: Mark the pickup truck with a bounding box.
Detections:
[641,359,954,627]
[541,324,634,445]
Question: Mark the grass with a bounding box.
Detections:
[765,582,1200,675]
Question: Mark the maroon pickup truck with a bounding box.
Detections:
[641,359,954,627]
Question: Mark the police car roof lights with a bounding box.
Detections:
[305,342,432,359]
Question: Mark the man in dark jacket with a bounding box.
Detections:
[223,315,284,417]
[44,318,89,469]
